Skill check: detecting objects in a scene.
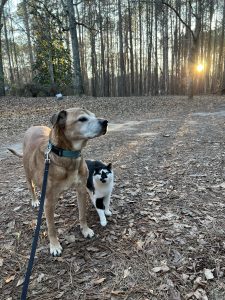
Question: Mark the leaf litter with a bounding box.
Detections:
[1,95,225,299]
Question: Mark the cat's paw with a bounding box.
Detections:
[100,219,107,227]
[105,210,112,216]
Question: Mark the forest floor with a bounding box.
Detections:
[1,95,225,300]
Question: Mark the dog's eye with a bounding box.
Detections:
[78,117,88,122]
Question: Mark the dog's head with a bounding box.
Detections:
[50,108,108,142]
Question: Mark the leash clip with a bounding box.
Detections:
[45,144,51,163]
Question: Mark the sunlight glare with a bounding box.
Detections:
[196,64,204,72]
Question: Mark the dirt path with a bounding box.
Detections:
[1,95,225,300]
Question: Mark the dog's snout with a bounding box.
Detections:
[102,120,108,127]
[99,119,108,127]
[98,119,108,136]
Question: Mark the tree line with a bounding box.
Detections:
[0,0,225,98]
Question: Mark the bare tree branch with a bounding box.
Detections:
[162,1,195,40]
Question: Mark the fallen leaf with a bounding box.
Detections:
[6,220,15,233]
[5,275,15,283]
[37,273,45,283]
[152,265,170,273]
[16,278,24,287]
[193,276,206,290]
[86,246,99,252]
[136,240,145,250]
[111,290,125,295]
[0,258,3,267]
[13,206,21,211]
[123,268,131,278]
[64,235,76,243]
[194,288,208,300]
[219,182,225,189]
[93,277,106,285]
[204,268,214,280]
[55,291,65,298]
[152,266,162,273]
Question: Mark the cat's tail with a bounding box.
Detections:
[8,148,23,158]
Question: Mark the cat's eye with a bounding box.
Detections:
[78,117,88,122]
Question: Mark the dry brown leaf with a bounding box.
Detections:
[5,275,15,283]
[136,240,145,250]
[93,277,106,285]
[111,290,125,295]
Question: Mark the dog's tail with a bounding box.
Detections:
[8,148,23,158]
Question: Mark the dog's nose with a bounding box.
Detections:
[102,120,108,127]
[99,119,108,128]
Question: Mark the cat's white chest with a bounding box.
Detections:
[94,181,113,198]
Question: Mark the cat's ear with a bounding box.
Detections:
[107,163,112,170]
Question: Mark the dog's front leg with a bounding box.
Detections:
[45,191,62,256]
[76,186,94,238]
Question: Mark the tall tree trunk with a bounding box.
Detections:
[218,0,225,88]
[147,1,153,94]
[0,0,9,96]
[90,31,97,97]
[22,0,34,80]
[105,3,110,96]
[162,5,169,94]
[206,0,214,92]
[10,15,20,84]
[187,18,201,99]
[3,11,14,83]
[127,0,134,95]
[118,0,126,96]
[98,0,106,96]
[67,0,84,95]
[138,0,142,95]
[154,3,159,95]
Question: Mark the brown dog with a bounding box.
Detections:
[8,108,108,256]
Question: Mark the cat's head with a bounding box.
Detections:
[93,163,113,184]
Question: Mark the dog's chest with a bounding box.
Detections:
[61,170,81,191]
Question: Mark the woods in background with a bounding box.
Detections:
[1,0,225,98]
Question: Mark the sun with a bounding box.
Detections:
[196,64,204,72]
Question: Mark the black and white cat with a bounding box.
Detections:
[86,160,114,226]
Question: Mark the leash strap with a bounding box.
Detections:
[20,158,50,300]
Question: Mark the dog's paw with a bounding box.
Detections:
[32,199,40,208]
[50,242,63,257]
[100,219,107,227]
[81,227,94,238]
[105,210,112,217]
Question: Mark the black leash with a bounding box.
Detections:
[20,151,51,300]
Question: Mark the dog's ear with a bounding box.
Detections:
[107,163,112,171]
[50,110,67,128]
